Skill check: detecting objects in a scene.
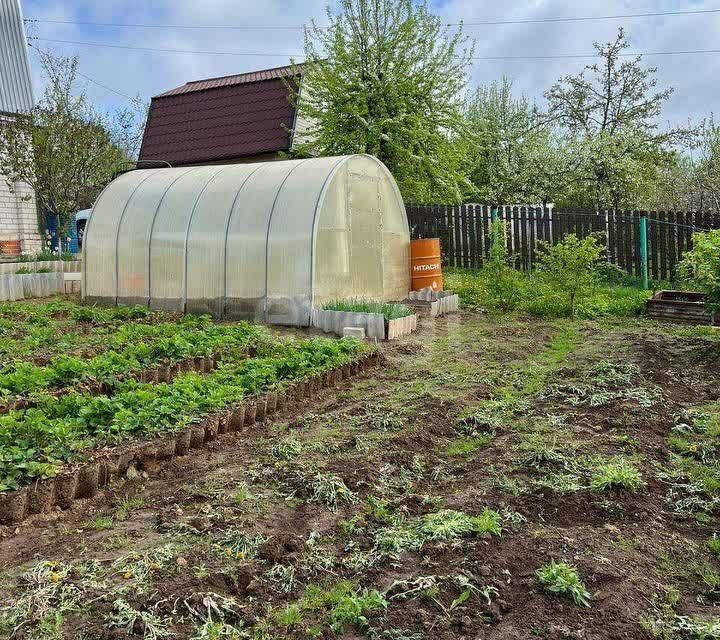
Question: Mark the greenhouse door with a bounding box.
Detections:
[348,166,383,300]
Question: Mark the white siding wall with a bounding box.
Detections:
[290,79,316,152]
[0,175,42,252]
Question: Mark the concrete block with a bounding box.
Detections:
[343,326,365,339]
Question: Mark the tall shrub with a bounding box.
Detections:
[536,234,604,320]
[679,230,720,309]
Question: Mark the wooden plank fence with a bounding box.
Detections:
[405,205,720,281]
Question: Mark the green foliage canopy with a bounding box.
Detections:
[292,0,474,203]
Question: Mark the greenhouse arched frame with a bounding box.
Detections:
[82,154,411,326]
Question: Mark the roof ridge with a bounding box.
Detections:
[155,62,304,98]
[185,62,304,86]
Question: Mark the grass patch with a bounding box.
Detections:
[322,299,414,321]
[417,508,502,540]
[590,458,644,492]
[445,436,491,456]
[114,495,144,521]
[445,267,649,319]
[87,516,114,531]
[708,535,720,558]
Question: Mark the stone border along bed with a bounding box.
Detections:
[1,352,223,414]
[0,351,380,526]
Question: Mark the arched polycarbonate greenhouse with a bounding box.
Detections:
[82,155,411,326]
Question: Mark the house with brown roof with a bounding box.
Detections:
[138,64,311,167]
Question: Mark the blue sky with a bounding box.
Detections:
[20,0,720,127]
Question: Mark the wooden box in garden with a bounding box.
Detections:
[646,290,718,325]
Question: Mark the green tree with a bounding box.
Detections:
[650,116,720,211]
[0,51,141,248]
[545,28,693,210]
[463,78,538,205]
[693,116,720,211]
[536,234,604,320]
[291,0,474,203]
[463,79,582,208]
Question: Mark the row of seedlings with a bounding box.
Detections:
[0,353,219,413]
[0,350,380,525]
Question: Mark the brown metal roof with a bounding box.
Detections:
[156,63,302,98]
[138,64,302,166]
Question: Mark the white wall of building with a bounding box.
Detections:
[0,175,42,252]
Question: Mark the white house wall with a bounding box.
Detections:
[0,175,42,252]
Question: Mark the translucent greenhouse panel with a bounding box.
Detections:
[225,161,300,321]
[378,165,411,299]
[267,156,348,326]
[378,168,410,235]
[185,165,260,316]
[116,168,194,307]
[84,169,162,304]
[313,164,351,305]
[382,233,411,300]
[347,157,383,301]
[149,166,221,311]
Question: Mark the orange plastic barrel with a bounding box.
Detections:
[410,238,443,291]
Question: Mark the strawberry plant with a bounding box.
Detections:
[0,332,370,491]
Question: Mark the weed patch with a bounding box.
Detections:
[536,560,591,607]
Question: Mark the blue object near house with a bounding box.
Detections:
[44,213,79,254]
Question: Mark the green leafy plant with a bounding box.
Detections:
[485,220,525,312]
[272,436,303,461]
[679,229,720,309]
[536,560,591,607]
[708,535,720,558]
[417,508,501,540]
[328,588,387,634]
[536,233,604,320]
[322,300,414,321]
[309,473,358,511]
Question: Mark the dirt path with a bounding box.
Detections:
[1,312,719,639]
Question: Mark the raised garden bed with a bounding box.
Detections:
[311,307,418,340]
[0,301,374,526]
[0,272,65,301]
[646,290,718,325]
[403,287,460,317]
[0,259,81,274]
[0,351,379,525]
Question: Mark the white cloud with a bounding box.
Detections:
[22,0,720,126]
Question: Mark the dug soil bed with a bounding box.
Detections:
[1,313,719,639]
